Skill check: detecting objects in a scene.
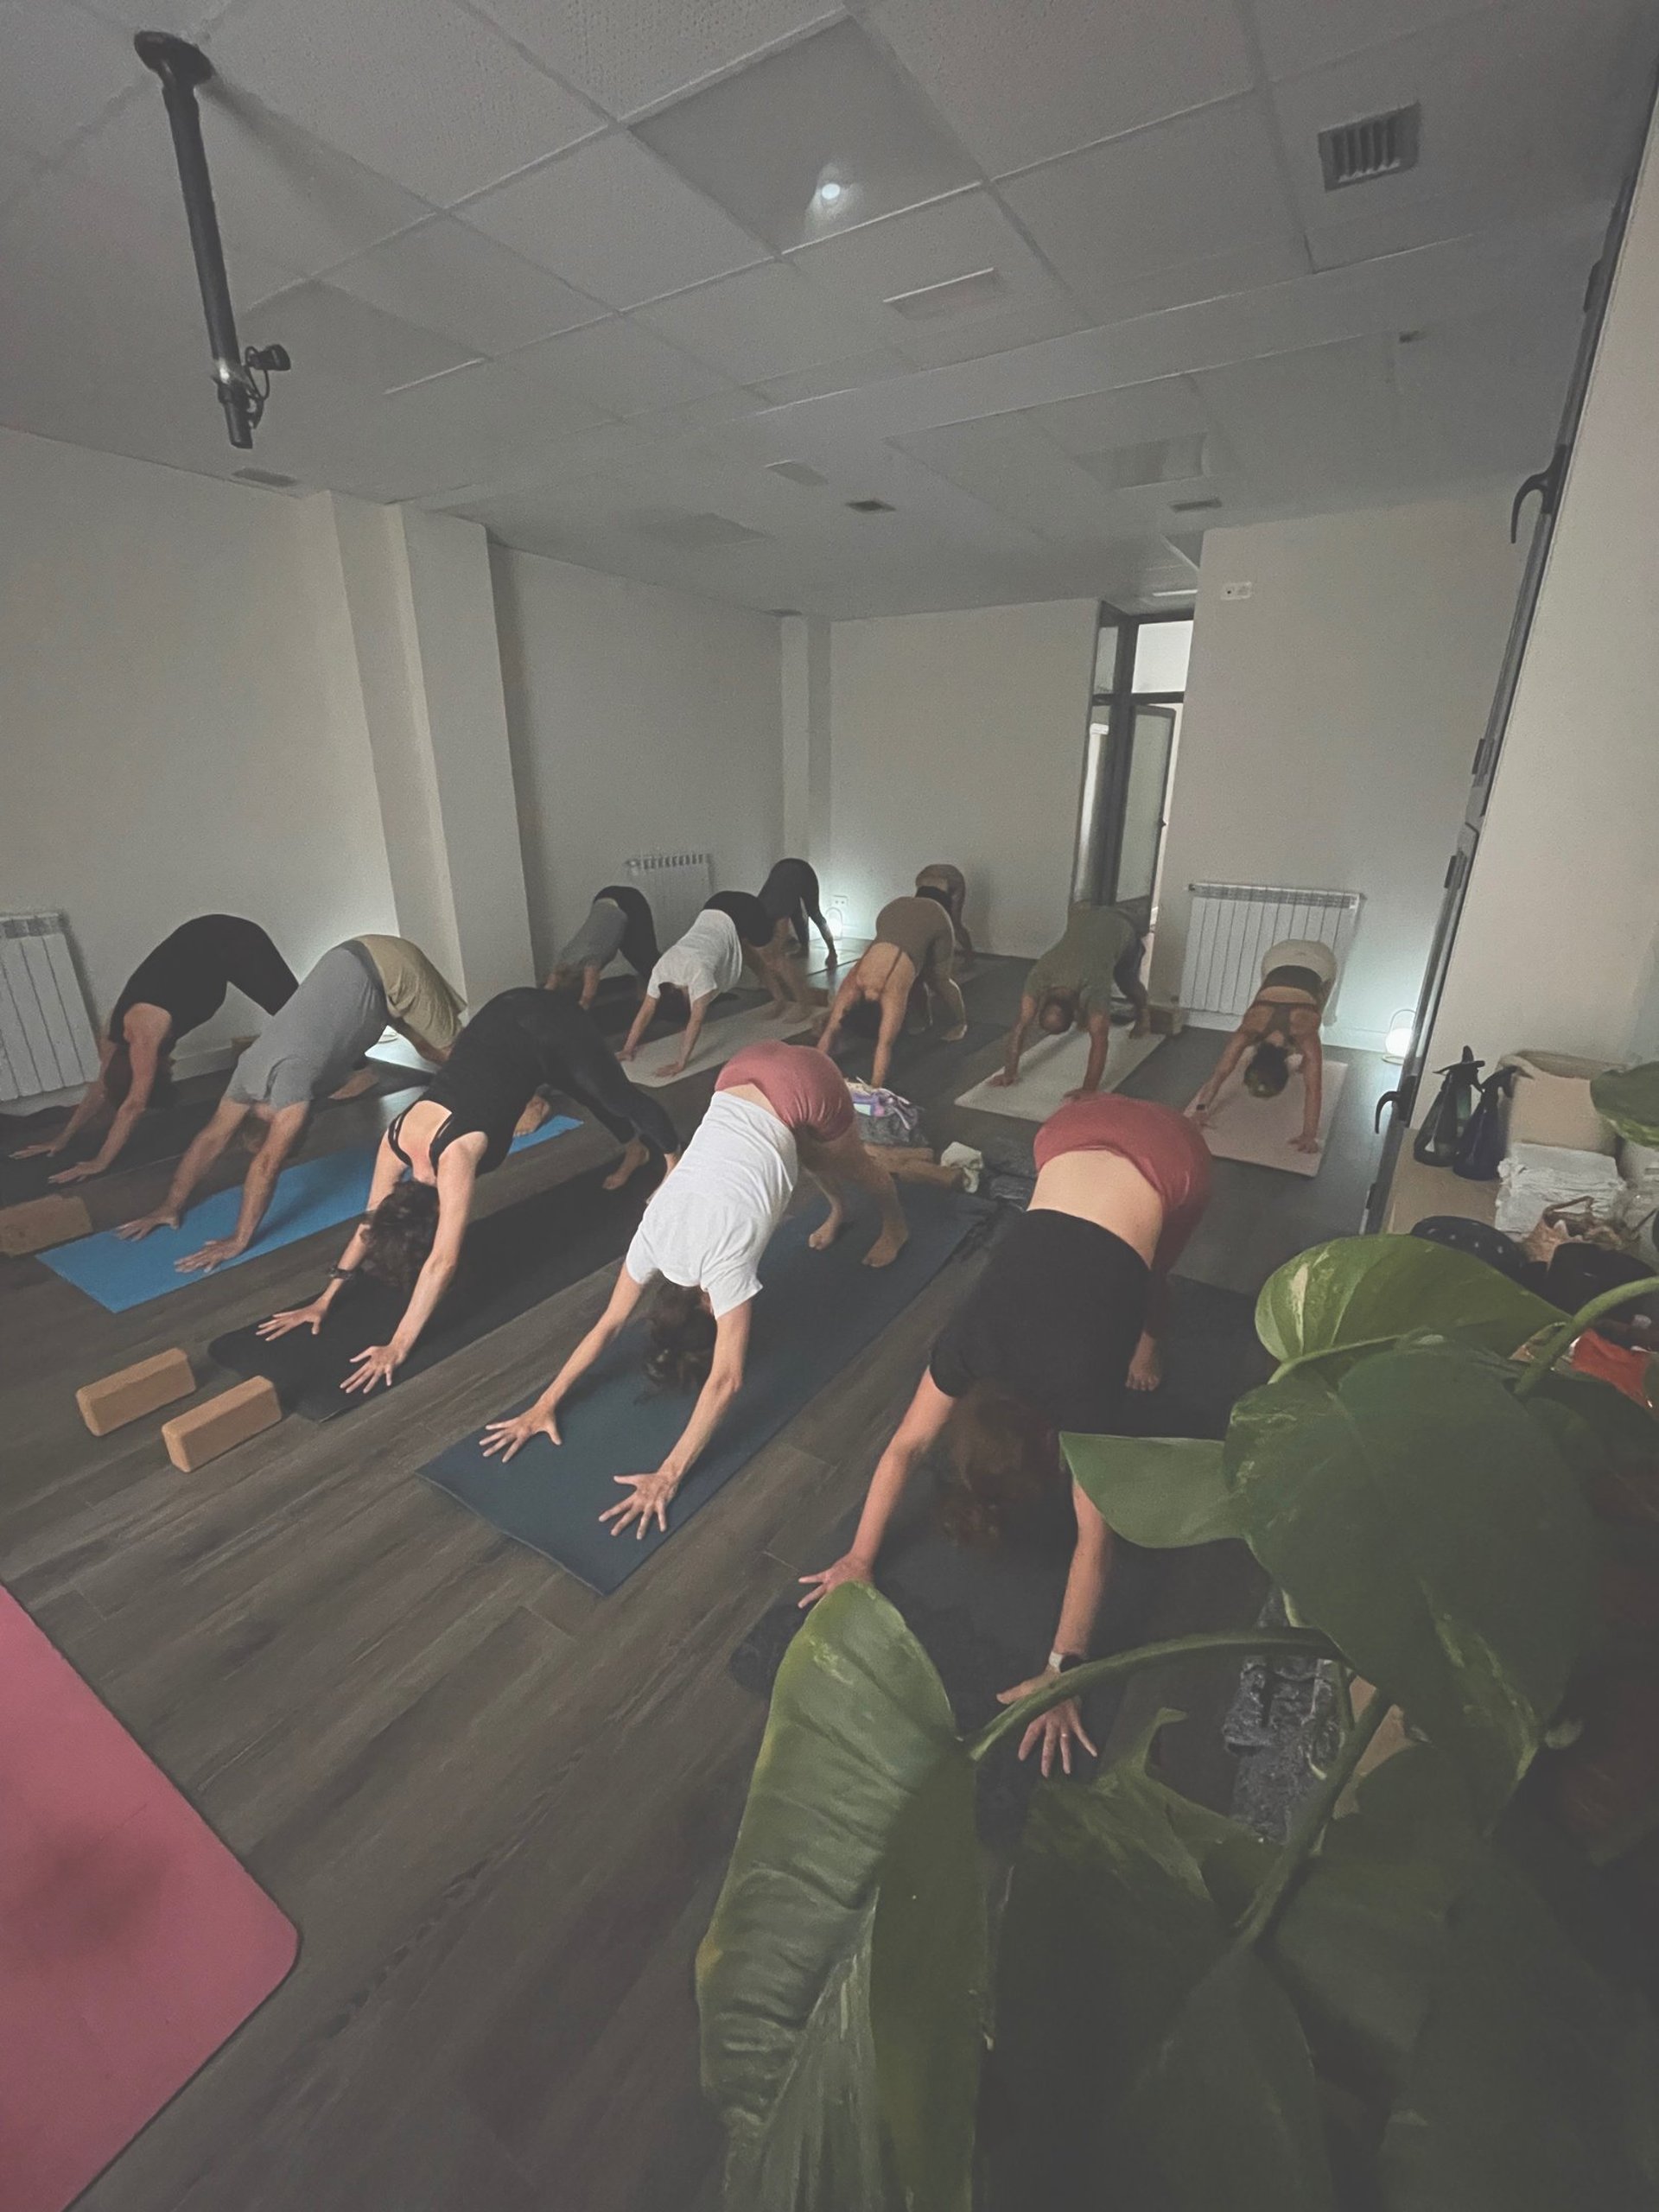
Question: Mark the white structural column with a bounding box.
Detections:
[780,613,831,866]
[1427,111,1659,1072]
[303,493,535,1007]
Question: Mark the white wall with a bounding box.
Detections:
[1426,107,1659,1077]
[0,428,397,1076]
[491,547,784,970]
[826,599,1098,956]
[1151,492,1524,1049]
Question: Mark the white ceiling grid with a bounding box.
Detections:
[0,0,1654,614]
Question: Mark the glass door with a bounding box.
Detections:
[1071,607,1191,911]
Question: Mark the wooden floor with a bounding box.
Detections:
[2,963,1383,2212]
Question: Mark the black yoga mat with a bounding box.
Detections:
[0,1061,419,1205]
[416,1182,994,1595]
[727,1274,1267,1836]
[207,1158,659,1420]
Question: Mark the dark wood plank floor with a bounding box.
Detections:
[2,959,1382,2212]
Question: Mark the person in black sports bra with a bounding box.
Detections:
[257,989,680,1395]
[11,915,296,1184]
[1188,937,1337,1154]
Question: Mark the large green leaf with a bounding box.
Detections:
[1591,1061,1659,1147]
[1268,1747,1487,2099]
[1224,1344,1596,1818]
[1377,1857,1659,2211]
[992,1715,1331,2212]
[1060,1433,1244,1547]
[1255,1236,1558,1377]
[696,1583,986,2212]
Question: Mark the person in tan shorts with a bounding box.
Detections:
[817,894,968,1090]
[914,862,973,958]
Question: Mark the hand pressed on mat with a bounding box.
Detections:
[601,1468,680,1538]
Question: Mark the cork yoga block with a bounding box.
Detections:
[162,1376,282,1472]
[77,1347,196,1437]
[0,1192,93,1257]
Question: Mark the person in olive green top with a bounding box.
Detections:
[990,899,1150,1099]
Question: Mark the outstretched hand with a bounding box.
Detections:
[997,1675,1098,1777]
[600,1469,679,1538]
[48,1160,104,1185]
[798,1553,874,1610]
[175,1236,245,1275]
[117,1208,180,1243]
[480,1405,561,1462]
[342,1343,402,1394]
[257,1301,328,1339]
[1290,1133,1322,1154]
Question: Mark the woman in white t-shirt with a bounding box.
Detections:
[619,893,808,1077]
[479,1043,907,1534]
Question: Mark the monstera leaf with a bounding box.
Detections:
[1060,1434,1244,1548]
[993,1714,1332,2212]
[696,1583,986,2212]
[1591,1061,1659,1148]
[1224,1343,1595,1820]
[1255,1236,1558,1378]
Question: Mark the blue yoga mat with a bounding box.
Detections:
[418,1180,990,1593]
[40,1116,581,1313]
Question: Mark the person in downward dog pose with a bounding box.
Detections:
[799,1093,1211,1775]
[620,892,810,1078]
[991,899,1150,1099]
[815,893,968,1092]
[914,862,974,959]
[12,913,297,1182]
[479,1041,907,1535]
[256,988,678,1394]
[757,856,837,969]
[116,933,463,1273]
[1188,936,1336,1154]
[545,885,660,1010]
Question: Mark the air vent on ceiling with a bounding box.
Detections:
[768,461,829,486]
[846,497,895,513]
[629,511,768,550]
[232,465,297,488]
[1319,103,1420,191]
[1169,495,1224,514]
[886,266,1007,321]
[768,607,804,618]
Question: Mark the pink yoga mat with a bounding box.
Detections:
[0,1588,297,2212]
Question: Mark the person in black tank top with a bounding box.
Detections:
[11,914,296,1184]
[258,990,680,1396]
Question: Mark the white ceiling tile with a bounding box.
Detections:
[67,86,433,291]
[896,413,1114,543]
[635,260,885,382]
[324,216,604,355]
[78,0,237,32]
[369,353,613,495]
[789,187,1087,365]
[207,0,604,206]
[463,0,840,120]
[0,2,138,162]
[1394,302,1580,478]
[1195,334,1400,498]
[0,137,41,210]
[1027,377,1211,456]
[511,315,736,416]
[756,347,909,402]
[1273,0,1658,253]
[1086,238,1313,324]
[1251,0,1502,80]
[861,0,1255,175]
[998,97,1301,319]
[242,281,480,396]
[459,131,766,308]
[633,18,978,251]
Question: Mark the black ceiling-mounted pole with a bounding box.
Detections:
[135,29,288,448]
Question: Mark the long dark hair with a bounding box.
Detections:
[645,1280,716,1392]
[1244,1039,1292,1097]
[360,1181,439,1288]
[937,1380,1063,1548]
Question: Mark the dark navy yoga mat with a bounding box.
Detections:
[40,1116,580,1313]
[417,1181,991,1594]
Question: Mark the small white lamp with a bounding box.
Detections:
[1383,1008,1416,1065]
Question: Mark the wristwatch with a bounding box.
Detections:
[1047,1649,1084,1675]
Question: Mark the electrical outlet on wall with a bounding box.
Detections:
[1220,581,1252,601]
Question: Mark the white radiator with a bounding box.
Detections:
[0,912,101,1103]
[1178,883,1362,1020]
[626,850,714,948]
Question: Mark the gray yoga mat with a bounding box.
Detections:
[416,1180,992,1593]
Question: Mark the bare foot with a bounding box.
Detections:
[809,1212,847,1252]
[1127,1338,1162,1392]
[942,1023,969,1043]
[863,1227,908,1268]
[603,1138,650,1191]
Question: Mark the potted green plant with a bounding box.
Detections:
[696,1234,1659,2210]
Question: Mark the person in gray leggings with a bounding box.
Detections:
[546,885,660,1010]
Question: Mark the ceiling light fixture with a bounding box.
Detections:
[1150,588,1195,600]
[817,178,844,206]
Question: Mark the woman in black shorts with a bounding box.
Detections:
[757,858,837,968]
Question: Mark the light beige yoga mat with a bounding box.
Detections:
[955,1027,1163,1121]
[1189,1056,1349,1173]
[628,1001,817,1086]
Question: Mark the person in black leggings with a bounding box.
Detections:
[257,989,679,1394]
[758,858,837,968]
[13,914,297,1184]
[545,884,661,1009]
